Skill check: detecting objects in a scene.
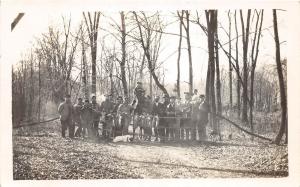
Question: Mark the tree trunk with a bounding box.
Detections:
[228,11,233,108]
[83,12,100,95]
[240,10,251,123]
[120,11,128,98]
[133,11,169,98]
[176,11,184,98]
[206,10,218,133]
[249,10,264,139]
[273,9,287,145]
[185,11,193,95]
[234,11,241,118]
[215,14,222,116]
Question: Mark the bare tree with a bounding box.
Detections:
[205,10,218,134]
[228,11,233,108]
[273,9,287,144]
[234,10,241,118]
[176,10,184,98]
[215,11,222,118]
[240,9,251,122]
[120,11,129,97]
[133,11,169,97]
[249,10,264,136]
[83,12,101,95]
[181,10,193,94]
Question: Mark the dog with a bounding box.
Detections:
[112,135,133,142]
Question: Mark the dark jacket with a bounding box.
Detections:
[152,102,163,116]
[58,101,73,121]
[199,101,209,124]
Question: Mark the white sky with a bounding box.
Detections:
[2,7,288,94]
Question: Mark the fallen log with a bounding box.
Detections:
[13,117,60,129]
[215,113,273,142]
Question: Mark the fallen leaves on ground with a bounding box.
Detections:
[13,122,288,179]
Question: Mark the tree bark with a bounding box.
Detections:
[83,12,100,95]
[228,11,233,108]
[240,10,251,123]
[206,10,218,133]
[215,13,222,116]
[176,11,184,98]
[120,11,129,98]
[273,9,287,145]
[249,10,264,138]
[133,11,169,97]
[234,10,241,118]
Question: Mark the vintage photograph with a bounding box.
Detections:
[10,9,288,179]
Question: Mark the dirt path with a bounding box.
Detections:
[13,134,288,179]
[106,141,287,178]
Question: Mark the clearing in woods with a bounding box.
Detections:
[13,121,288,179]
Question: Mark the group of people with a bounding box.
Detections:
[57,82,209,142]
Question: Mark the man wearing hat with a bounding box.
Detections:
[58,94,74,138]
[100,94,114,139]
[152,96,162,141]
[80,99,93,138]
[91,94,101,139]
[198,94,209,141]
[180,92,192,140]
[133,81,146,115]
[158,94,169,142]
[166,96,178,141]
[117,97,132,135]
[74,97,83,137]
[191,89,199,103]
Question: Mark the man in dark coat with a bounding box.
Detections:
[152,96,161,141]
[112,96,123,137]
[74,97,83,137]
[80,99,94,138]
[100,94,114,139]
[133,82,146,115]
[158,95,168,142]
[180,92,192,140]
[198,94,209,140]
[58,94,74,138]
[166,96,177,141]
[91,95,101,139]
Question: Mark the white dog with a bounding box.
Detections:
[112,135,133,143]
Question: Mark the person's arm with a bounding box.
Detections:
[117,104,122,116]
[58,103,63,114]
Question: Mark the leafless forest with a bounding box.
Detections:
[12,9,288,179]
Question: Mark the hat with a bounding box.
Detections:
[199,94,205,98]
[84,99,89,102]
[78,97,83,100]
[65,94,71,98]
[184,92,191,95]
[137,81,142,84]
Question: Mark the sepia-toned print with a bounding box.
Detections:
[11,9,288,179]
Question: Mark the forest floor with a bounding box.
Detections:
[13,119,288,179]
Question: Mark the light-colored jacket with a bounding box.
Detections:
[58,101,73,121]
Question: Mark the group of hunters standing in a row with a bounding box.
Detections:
[58,82,209,142]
